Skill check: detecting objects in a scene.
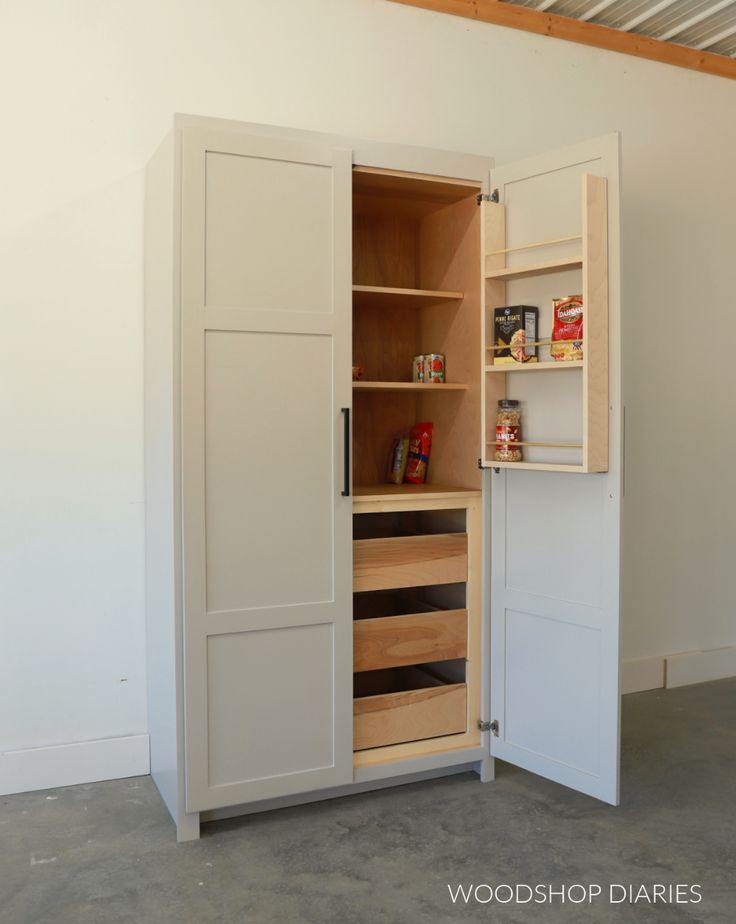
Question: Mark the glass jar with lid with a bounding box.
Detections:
[495,399,522,462]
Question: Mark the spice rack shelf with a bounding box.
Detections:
[354,381,469,392]
[481,173,608,474]
[487,441,583,450]
[484,256,582,281]
[485,361,584,373]
[353,285,464,308]
[489,461,586,473]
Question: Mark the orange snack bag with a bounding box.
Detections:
[551,296,583,361]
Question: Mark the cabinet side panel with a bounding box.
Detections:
[418,196,481,489]
[582,175,609,473]
[144,132,181,821]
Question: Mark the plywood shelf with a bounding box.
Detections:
[484,255,582,281]
[484,460,586,473]
[487,441,583,450]
[353,484,481,503]
[353,166,480,206]
[353,285,464,308]
[353,381,469,392]
[485,360,584,373]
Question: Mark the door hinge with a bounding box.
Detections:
[476,189,499,205]
[479,719,499,736]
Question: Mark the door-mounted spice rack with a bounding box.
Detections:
[481,173,609,474]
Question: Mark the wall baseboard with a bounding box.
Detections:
[0,734,150,797]
[665,646,736,689]
[622,646,736,694]
[622,656,665,694]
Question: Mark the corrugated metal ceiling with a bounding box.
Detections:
[502,0,736,57]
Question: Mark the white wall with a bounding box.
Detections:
[1,0,735,769]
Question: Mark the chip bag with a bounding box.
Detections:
[551,296,583,361]
[404,422,433,484]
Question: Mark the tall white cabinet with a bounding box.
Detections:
[145,115,621,841]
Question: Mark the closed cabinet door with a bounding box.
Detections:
[485,134,622,804]
[180,129,353,811]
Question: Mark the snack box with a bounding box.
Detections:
[493,305,538,364]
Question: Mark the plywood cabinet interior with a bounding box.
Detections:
[352,167,482,491]
[350,165,484,761]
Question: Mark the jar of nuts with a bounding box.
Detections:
[495,399,522,462]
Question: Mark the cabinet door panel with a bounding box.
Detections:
[488,135,621,804]
[207,625,335,786]
[204,330,334,613]
[205,152,334,313]
[181,129,352,810]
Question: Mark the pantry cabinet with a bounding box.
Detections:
[145,115,621,841]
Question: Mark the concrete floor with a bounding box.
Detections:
[2,679,735,924]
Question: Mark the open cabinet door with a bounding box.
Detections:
[485,134,622,804]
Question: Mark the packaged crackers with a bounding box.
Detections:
[551,296,583,361]
[493,306,538,364]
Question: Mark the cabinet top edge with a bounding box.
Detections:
[161,113,493,182]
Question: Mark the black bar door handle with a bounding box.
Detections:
[341,407,350,497]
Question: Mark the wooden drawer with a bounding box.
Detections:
[353,533,467,592]
[354,609,467,672]
[353,667,467,751]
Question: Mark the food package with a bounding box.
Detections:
[493,306,538,364]
[387,434,409,485]
[551,296,583,361]
[404,422,433,484]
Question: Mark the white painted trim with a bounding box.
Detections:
[201,763,477,823]
[666,646,736,689]
[621,656,665,694]
[0,735,150,797]
[621,646,736,694]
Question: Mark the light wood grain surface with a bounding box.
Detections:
[353,532,468,592]
[354,682,467,750]
[354,609,468,672]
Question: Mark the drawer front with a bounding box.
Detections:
[354,609,468,672]
[354,683,467,751]
[353,533,468,592]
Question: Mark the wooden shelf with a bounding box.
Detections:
[353,166,480,205]
[487,441,583,450]
[485,461,586,473]
[353,381,469,392]
[485,360,584,373]
[484,256,582,281]
[353,285,464,308]
[353,484,482,503]
[487,234,582,257]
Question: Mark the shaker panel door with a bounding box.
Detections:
[180,129,353,810]
[487,135,622,804]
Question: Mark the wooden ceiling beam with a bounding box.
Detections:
[388,0,736,81]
